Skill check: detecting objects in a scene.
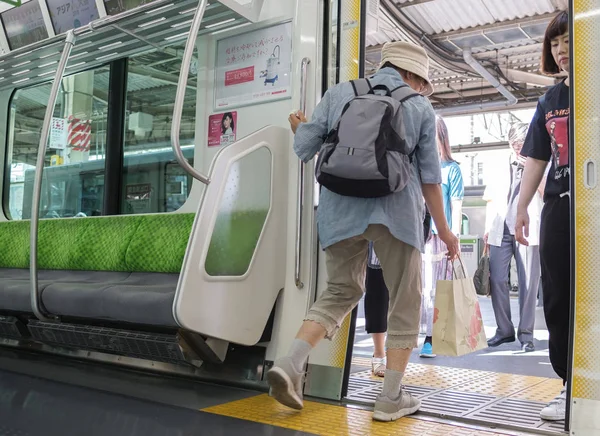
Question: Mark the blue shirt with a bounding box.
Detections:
[293,68,442,252]
[431,161,464,234]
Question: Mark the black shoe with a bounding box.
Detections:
[487,334,516,347]
[521,341,535,352]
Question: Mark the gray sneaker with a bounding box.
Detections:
[373,389,421,422]
[266,357,304,410]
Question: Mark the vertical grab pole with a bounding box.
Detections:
[295,57,311,289]
[170,0,211,184]
[30,30,76,321]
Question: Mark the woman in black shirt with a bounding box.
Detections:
[515,10,569,422]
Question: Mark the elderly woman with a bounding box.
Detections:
[483,122,544,353]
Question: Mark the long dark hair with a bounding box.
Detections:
[221,112,234,134]
[541,11,569,75]
[436,115,455,163]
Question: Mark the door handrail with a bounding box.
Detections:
[295,57,310,289]
[30,30,76,322]
[170,0,211,185]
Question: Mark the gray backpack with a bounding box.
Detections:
[316,78,420,198]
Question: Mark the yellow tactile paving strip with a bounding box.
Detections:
[204,394,516,436]
[351,358,563,403]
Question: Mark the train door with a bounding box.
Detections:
[570,0,600,434]
[300,1,588,435]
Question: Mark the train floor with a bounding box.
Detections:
[0,296,565,436]
[348,295,566,434]
[0,350,558,436]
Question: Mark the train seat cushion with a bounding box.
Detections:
[125,214,195,273]
[42,272,180,326]
[0,214,194,325]
[0,213,194,272]
[0,269,131,314]
[0,221,29,269]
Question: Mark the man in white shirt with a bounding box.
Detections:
[483,123,544,352]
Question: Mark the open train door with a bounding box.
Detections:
[570,0,600,433]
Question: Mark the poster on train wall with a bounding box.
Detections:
[214,22,292,109]
[208,112,237,147]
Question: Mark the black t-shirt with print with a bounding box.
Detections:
[521,81,570,202]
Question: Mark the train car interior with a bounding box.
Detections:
[0,0,595,435]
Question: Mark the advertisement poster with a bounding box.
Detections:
[49,117,67,150]
[125,183,151,214]
[215,22,292,109]
[47,0,100,34]
[208,112,237,147]
[1,0,48,50]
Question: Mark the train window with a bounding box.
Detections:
[6,67,110,220]
[205,147,271,277]
[121,51,196,215]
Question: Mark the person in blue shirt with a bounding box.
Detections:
[419,115,464,358]
[266,41,459,423]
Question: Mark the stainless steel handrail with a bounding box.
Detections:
[295,57,310,289]
[30,30,76,322]
[170,0,211,185]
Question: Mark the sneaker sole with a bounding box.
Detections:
[540,412,565,421]
[266,367,303,410]
[373,402,421,422]
[419,353,436,358]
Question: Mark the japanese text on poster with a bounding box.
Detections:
[1,1,48,50]
[208,112,237,147]
[47,0,100,34]
[49,117,67,150]
[215,22,292,109]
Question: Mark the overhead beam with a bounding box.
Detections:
[432,12,558,40]
[451,141,509,153]
[396,0,436,8]
[435,100,537,117]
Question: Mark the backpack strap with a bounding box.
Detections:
[390,85,420,103]
[350,78,373,96]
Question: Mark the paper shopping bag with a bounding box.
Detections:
[432,258,487,357]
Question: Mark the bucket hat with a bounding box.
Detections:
[379,41,434,96]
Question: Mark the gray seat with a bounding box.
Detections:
[0,269,179,327]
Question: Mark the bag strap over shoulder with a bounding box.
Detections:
[390,85,420,103]
[350,78,373,96]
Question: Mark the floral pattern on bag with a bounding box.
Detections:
[467,301,484,350]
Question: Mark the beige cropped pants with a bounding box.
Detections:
[306,224,422,349]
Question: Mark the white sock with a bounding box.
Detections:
[381,369,404,399]
[288,339,312,373]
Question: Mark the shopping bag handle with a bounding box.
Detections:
[447,256,467,279]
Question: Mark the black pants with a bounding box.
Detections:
[539,195,571,383]
[364,267,389,334]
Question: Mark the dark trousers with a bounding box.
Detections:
[364,267,389,334]
[540,195,571,383]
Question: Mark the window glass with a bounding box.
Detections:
[7,67,109,220]
[205,147,271,276]
[122,50,196,214]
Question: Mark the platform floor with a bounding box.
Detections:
[347,295,565,434]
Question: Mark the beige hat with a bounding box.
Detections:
[378,41,434,96]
